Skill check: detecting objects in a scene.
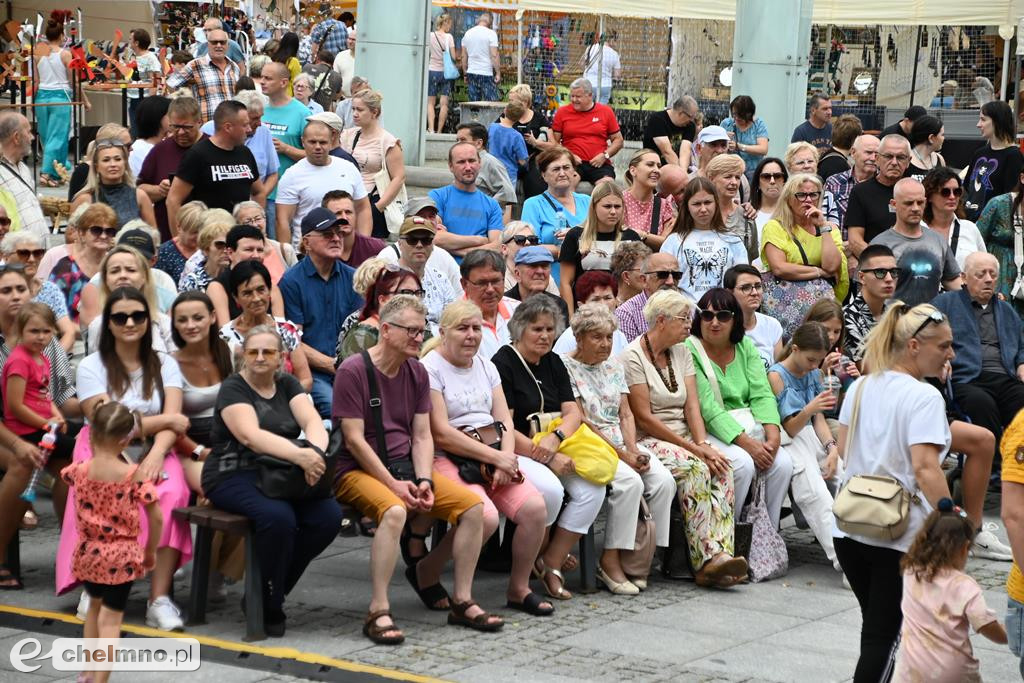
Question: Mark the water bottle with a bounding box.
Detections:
[555,211,568,243]
[20,425,57,504]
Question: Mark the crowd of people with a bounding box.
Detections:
[0,9,1022,682]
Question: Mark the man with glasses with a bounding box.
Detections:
[643,96,698,167]
[614,252,682,341]
[725,264,783,370]
[280,207,363,418]
[843,244,898,365]
[321,190,384,268]
[166,29,239,123]
[824,134,879,235]
[0,112,45,236]
[610,241,651,307]
[503,246,569,327]
[394,216,456,331]
[138,97,204,241]
[194,17,245,64]
[460,249,520,359]
[869,178,961,307]
[375,198,462,294]
[845,134,912,258]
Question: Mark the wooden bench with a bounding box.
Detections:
[172,506,265,642]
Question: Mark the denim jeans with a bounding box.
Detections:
[466,73,497,101]
[1008,597,1024,679]
[310,373,334,419]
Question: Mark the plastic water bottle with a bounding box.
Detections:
[555,211,568,243]
[20,425,57,504]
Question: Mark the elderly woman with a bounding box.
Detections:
[422,300,557,616]
[292,72,323,114]
[721,95,769,177]
[705,153,757,260]
[784,141,819,176]
[202,326,341,638]
[492,296,607,600]
[760,173,848,333]
[921,167,986,270]
[70,138,155,228]
[2,231,76,351]
[563,303,675,593]
[507,83,554,199]
[338,260,426,362]
[623,289,748,588]
[48,203,117,324]
[233,200,295,282]
[685,288,793,529]
[154,200,205,285]
[220,260,312,391]
[520,147,592,258]
[623,149,675,249]
[178,209,233,292]
[501,221,557,294]
[340,90,406,239]
[553,270,626,355]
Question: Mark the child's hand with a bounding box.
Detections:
[807,390,837,415]
[51,417,67,434]
[143,548,156,570]
[824,351,843,372]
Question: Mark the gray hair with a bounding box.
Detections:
[249,54,269,79]
[232,200,263,221]
[570,302,618,339]
[350,75,369,90]
[642,289,694,327]
[1,230,44,253]
[508,295,565,342]
[671,95,697,114]
[380,293,428,324]
[460,248,506,279]
[0,112,24,142]
[569,78,593,95]
[67,203,89,231]
[232,90,264,113]
[500,220,535,243]
[879,133,911,153]
[293,72,315,90]
[118,220,161,248]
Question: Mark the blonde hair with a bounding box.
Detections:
[507,83,533,108]
[421,299,483,357]
[642,288,694,327]
[500,220,534,243]
[784,141,820,172]
[704,153,746,180]
[98,245,160,314]
[354,90,383,117]
[434,13,452,31]
[76,137,134,202]
[352,257,388,297]
[579,182,625,254]
[771,173,823,230]
[177,201,208,236]
[863,302,947,373]
[623,148,661,185]
[198,211,233,252]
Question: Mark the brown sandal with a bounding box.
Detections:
[362,609,404,645]
[447,600,503,632]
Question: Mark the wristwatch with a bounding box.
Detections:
[554,429,567,443]
[818,225,833,234]
[414,477,435,491]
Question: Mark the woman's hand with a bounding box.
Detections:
[821,448,839,480]
[531,433,560,464]
[806,389,837,415]
[736,433,774,470]
[137,452,165,483]
[492,450,520,475]
[296,447,325,486]
[548,452,576,476]
[620,448,650,474]
[824,351,844,374]
[804,205,825,227]
[158,414,190,436]
[693,442,731,478]
[491,468,513,489]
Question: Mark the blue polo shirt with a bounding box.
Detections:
[428,185,503,239]
[279,256,362,381]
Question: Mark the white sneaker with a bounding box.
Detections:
[146,596,184,631]
[75,591,90,620]
[972,525,1014,562]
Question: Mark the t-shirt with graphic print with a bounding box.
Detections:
[870,227,960,307]
[558,226,643,282]
[963,143,1024,221]
[175,138,258,213]
[661,229,748,303]
[261,98,310,200]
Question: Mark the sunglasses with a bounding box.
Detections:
[504,234,540,246]
[15,248,45,260]
[109,310,149,326]
[402,235,434,247]
[0,217,11,227]
[244,348,280,359]
[94,138,126,151]
[794,191,821,201]
[911,309,945,339]
[212,240,227,249]
[736,282,763,293]
[698,309,735,323]
[207,40,228,46]
[760,172,785,182]
[87,226,118,239]
[863,267,899,280]
[938,187,963,198]
[390,288,425,297]
[645,270,682,280]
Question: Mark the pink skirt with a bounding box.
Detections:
[55,425,193,595]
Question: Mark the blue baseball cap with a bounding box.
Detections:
[514,245,554,265]
[300,207,345,235]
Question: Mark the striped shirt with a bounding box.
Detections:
[166,55,240,122]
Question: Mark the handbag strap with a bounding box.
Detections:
[649,196,661,234]
[950,217,961,257]
[541,192,561,214]
[842,378,866,461]
[688,337,725,408]
[509,344,545,413]
[360,350,389,468]
[793,233,811,266]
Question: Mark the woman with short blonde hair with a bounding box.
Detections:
[178,210,234,292]
[705,153,756,259]
[784,141,820,176]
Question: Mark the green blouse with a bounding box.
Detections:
[684,336,781,444]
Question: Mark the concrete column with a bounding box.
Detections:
[730,0,813,159]
[355,0,430,165]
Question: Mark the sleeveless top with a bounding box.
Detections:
[37,50,70,92]
[95,183,139,228]
[182,376,220,418]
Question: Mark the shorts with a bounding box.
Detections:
[433,455,543,524]
[576,161,616,185]
[428,71,452,97]
[83,580,133,612]
[335,467,482,525]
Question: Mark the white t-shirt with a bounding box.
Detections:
[746,312,783,371]
[129,139,154,177]
[462,25,498,76]
[275,157,368,251]
[421,351,500,429]
[376,243,463,295]
[552,327,628,356]
[583,44,621,89]
[833,371,951,552]
[661,230,748,303]
[921,219,987,271]
[76,351,183,417]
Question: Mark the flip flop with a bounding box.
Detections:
[506,591,554,616]
[0,566,23,590]
[404,564,450,611]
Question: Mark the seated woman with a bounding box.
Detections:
[685,288,793,529]
[422,300,557,616]
[518,147,591,260]
[233,201,296,282]
[725,264,783,371]
[70,137,156,228]
[563,303,675,593]
[154,200,206,286]
[783,141,819,176]
[623,289,748,587]
[67,123,130,201]
[220,260,312,391]
[492,296,607,600]
[57,287,191,630]
[49,203,117,325]
[178,209,234,292]
[2,232,77,352]
[622,148,675,250]
[750,157,788,244]
[81,246,175,353]
[552,270,626,355]
[660,177,748,302]
[337,259,426,362]
[201,326,341,638]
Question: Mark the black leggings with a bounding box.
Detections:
[834,536,904,683]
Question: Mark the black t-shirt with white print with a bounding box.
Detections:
[176,138,258,213]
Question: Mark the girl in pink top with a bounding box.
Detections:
[61,401,161,683]
[894,498,1007,682]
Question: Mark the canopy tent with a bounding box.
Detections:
[517,0,1024,26]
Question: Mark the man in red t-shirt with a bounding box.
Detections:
[552,78,624,185]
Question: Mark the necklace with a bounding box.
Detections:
[912,147,933,169]
[643,333,677,393]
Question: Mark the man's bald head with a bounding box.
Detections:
[203,17,223,32]
[657,164,688,202]
[965,251,998,275]
[263,61,289,80]
[893,177,924,200]
[964,251,999,303]
[891,178,926,228]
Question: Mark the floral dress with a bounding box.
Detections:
[220,316,301,373]
[48,255,89,323]
[974,192,1024,317]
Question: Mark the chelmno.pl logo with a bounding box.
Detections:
[9,637,201,672]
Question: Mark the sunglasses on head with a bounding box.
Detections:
[15,248,45,260]
[698,308,735,323]
[910,309,945,339]
[391,288,425,297]
[402,235,434,247]
[109,310,149,326]
[87,226,118,239]
[645,270,682,280]
[938,187,963,198]
[94,138,125,151]
[863,267,899,280]
[504,234,540,246]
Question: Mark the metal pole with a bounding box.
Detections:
[1001,34,1012,101]
[597,16,604,95]
[909,25,922,107]
[516,17,522,86]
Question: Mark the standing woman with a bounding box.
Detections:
[660,177,747,302]
[341,91,407,240]
[705,154,757,260]
[48,203,116,325]
[558,182,643,316]
[520,147,591,260]
[70,140,156,229]
[964,101,1024,221]
[507,84,554,199]
[56,287,191,631]
[906,116,946,181]
[271,32,301,97]
[970,175,1024,313]
[33,19,74,187]
[834,302,954,682]
[720,95,770,179]
[622,149,675,250]
[427,14,458,134]
[921,168,986,271]
[750,157,788,242]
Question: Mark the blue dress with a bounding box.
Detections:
[768,362,823,421]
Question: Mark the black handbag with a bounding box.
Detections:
[361,350,415,480]
[448,423,523,486]
[253,430,341,500]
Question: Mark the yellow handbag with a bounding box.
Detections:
[532,417,618,486]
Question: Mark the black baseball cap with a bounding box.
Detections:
[118,229,155,259]
[300,207,346,236]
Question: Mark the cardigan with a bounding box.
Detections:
[932,288,1024,384]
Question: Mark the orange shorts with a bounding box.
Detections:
[335,468,482,525]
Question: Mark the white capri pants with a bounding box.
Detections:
[517,455,606,534]
[605,455,675,550]
[708,433,793,530]
[787,425,843,568]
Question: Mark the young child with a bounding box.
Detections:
[767,322,841,571]
[61,401,162,683]
[487,100,529,183]
[1,302,74,461]
[894,498,1007,682]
